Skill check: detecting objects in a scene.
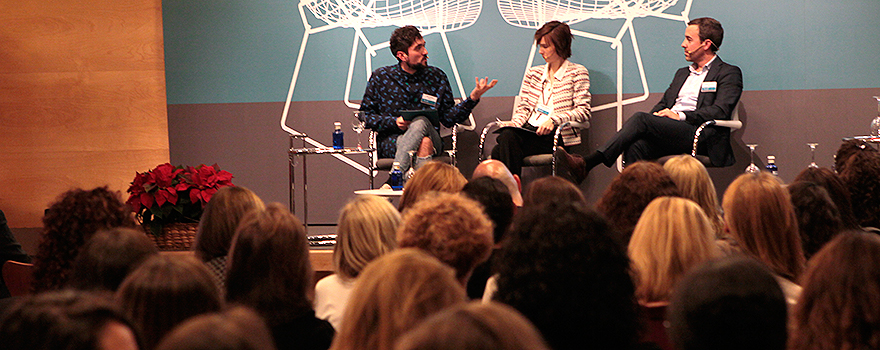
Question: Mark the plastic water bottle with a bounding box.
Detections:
[766,155,778,176]
[332,122,344,149]
[871,96,880,138]
[389,162,403,190]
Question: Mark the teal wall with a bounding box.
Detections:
[163,0,880,105]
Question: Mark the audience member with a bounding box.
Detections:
[69,227,158,292]
[330,248,467,350]
[668,257,787,350]
[786,181,844,259]
[662,155,725,236]
[792,166,860,230]
[461,177,516,299]
[398,192,494,286]
[596,161,680,243]
[629,197,719,304]
[315,195,400,330]
[493,200,640,350]
[33,186,135,293]
[193,186,265,291]
[790,231,880,350]
[117,254,222,350]
[521,175,586,210]
[155,306,276,350]
[1,209,31,298]
[394,301,550,350]
[836,145,880,229]
[833,139,878,174]
[397,161,467,212]
[722,172,805,304]
[0,289,141,350]
[472,159,523,206]
[226,203,334,350]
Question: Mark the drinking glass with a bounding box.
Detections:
[745,144,760,174]
[352,111,365,150]
[807,143,819,168]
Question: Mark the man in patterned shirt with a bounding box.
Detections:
[360,25,497,174]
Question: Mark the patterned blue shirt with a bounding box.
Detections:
[360,64,478,158]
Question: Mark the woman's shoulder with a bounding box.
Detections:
[565,61,589,74]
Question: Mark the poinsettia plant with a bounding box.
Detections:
[126,163,234,235]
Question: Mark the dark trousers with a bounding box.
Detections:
[491,127,555,176]
[599,112,696,166]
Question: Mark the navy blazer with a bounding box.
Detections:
[651,57,743,166]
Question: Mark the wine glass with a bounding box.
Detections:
[745,143,760,174]
[352,111,365,150]
[807,143,819,168]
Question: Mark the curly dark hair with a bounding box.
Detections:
[834,139,878,174]
[596,161,681,243]
[787,181,844,260]
[32,186,135,293]
[793,167,861,230]
[493,200,639,350]
[838,150,880,228]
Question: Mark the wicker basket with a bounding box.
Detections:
[147,222,198,251]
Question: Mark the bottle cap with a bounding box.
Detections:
[334,122,342,128]
[767,155,775,162]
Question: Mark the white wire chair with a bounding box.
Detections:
[496,0,693,170]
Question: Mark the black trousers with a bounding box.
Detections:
[599,112,696,166]
[491,126,555,176]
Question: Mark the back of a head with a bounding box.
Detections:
[0,289,141,350]
[668,256,787,350]
[472,159,523,206]
[663,155,723,235]
[34,186,135,293]
[397,192,494,282]
[494,200,638,350]
[791,231,880,350]
[394,301,550,350]
[332,249,466,350]
[793,166,860,230]
[786,181,844,259]
[69,227,159,292]
[722,172,805,280]
[226,203,313,324]
[461,176,515,244]
[596,161,680,243]
[629,197,719,303]
[334,195,401,280]
[117,254,222,350]
[398,161,467,211]
[837,150,880,228]
[834,139,878,174]
[155,306,276,350]
[522,176,585,210]
[194,186,266,261]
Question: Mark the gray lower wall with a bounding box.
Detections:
[168,88,879,224]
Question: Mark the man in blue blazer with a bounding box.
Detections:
[584,17,743,171]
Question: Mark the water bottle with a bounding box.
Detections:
[332,122,344,149]
[871,96,880,138]
[766,155,778,176]
[389,162,403,190]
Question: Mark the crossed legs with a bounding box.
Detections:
[395,116,442,172]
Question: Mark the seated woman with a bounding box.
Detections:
[490,20,591,183]
[314,195,400,330]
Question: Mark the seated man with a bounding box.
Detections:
[360,25,497,174]
[584,17,742,172]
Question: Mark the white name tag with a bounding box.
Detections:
[701,81,717,93]
[421,94,438,106]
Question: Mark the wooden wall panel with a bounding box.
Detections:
[0,0,169,228]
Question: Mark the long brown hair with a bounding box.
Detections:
[193,186,265,261]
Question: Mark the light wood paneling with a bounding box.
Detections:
[0,0,168,228]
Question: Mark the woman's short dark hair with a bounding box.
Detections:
[793,166,860,230]
[534,21,572,59]
[837,149,880,228]
[786,181,844,259]
[461,176,515,244]
[69,227,158,292]
[494,200,638,350]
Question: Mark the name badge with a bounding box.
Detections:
[535,103,551,116]
[421,94,438,106]
[701,81,717,93]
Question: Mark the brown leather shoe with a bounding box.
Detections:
[555,149,587,184]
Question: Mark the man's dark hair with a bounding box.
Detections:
[688,17,723,52]
[534,20,572,59]
[390,25,423,61]
[461,177,515,244]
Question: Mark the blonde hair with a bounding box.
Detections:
[722,172,805,280]
[330,249,466,350]
[629,197,719,303]
[334,195,401,280]
[398,161,467,211]
[663,155,724,236]
[194,186,265,261]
